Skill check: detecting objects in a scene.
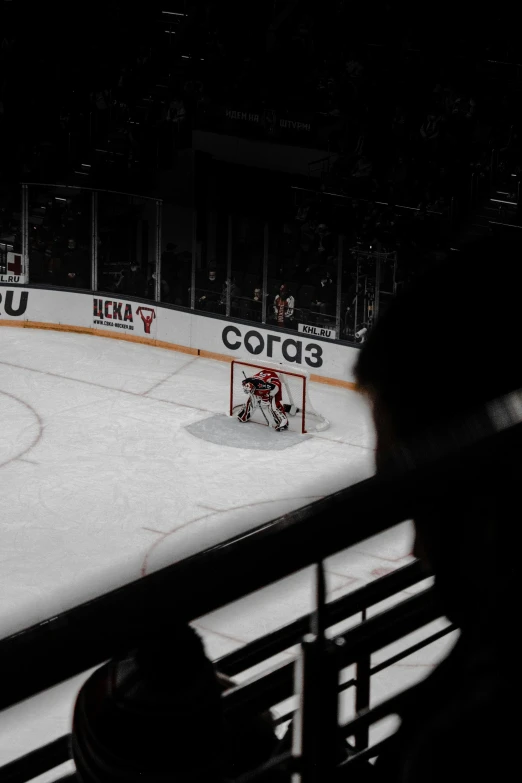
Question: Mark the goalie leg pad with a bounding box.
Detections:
[237,395,254,422]
[268,399,289,431]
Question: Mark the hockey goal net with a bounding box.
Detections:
[229,359,330,433]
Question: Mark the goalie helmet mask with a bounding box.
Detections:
[242,377,273,393]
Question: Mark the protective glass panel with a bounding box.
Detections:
[160,204,193,309]
[266,192,340,337]
[0,189,22,285]
[96,192,150,299]
[193,209,228,315]
[23,185,92,289]
[231,215,264,323]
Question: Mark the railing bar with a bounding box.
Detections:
[230,750,295,783]
[489,220,522,229]
[238,619,455,728]
[338,676,357,693]
[4,636,438,783]
[0,735,70,783]
[369,623,457,675]
[218,561,428,676]
[341,690,409,737]
[273,709,295,726]
[20,182,162,201]
[335,736,395,774]
[240,620,454,725]
[223,589,440,718]
[0,479,423,714]
[335,590,441,671]
[1,405,520,713]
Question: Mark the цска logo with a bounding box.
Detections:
[93,298,156,335]
[136,306,156,334]
[0,290,29,317]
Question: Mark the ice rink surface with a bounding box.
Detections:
[0,328,457,772]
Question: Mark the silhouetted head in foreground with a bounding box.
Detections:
[355,236,520,627]
[72,624,224,782]
[71,622,280,782]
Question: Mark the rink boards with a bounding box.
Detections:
[0,286,359,388]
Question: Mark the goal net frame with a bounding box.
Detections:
[229,359,330,434]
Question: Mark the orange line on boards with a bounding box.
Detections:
[198,348,234,363]
[0,320,356,389]
[0,320,197,356]
[310,373,356,390]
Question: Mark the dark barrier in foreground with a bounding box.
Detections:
[0,386,520,781]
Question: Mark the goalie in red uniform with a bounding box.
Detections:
[237,370,289,431]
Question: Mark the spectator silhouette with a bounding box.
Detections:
[273,283,295,328]
[28,240,46,283]
[71,624,281,782]
[352,237,518,782]
[146,272,171,302]
[161,242,178,286]
[241,284,263,322]
[312,271,336,314]
[120,263,147,298]
[196,266,222,312]
[63,238,79,271]
[64,270,87,289]
[219,277,241,313]
[169,270,186,307]
[314,223,335,257]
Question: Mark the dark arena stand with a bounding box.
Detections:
[1,0,521,780]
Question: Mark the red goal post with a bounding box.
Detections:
[229,359,330,434]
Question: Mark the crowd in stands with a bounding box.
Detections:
[182,1,522,337]
[2,0,522,342]
[188,188,452,340]
[190,1,522,212]
[2,2,519,204]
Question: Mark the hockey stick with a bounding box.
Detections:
[258,402,271,427]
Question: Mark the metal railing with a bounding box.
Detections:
[1,561,453,783]
[1,381,520,781]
